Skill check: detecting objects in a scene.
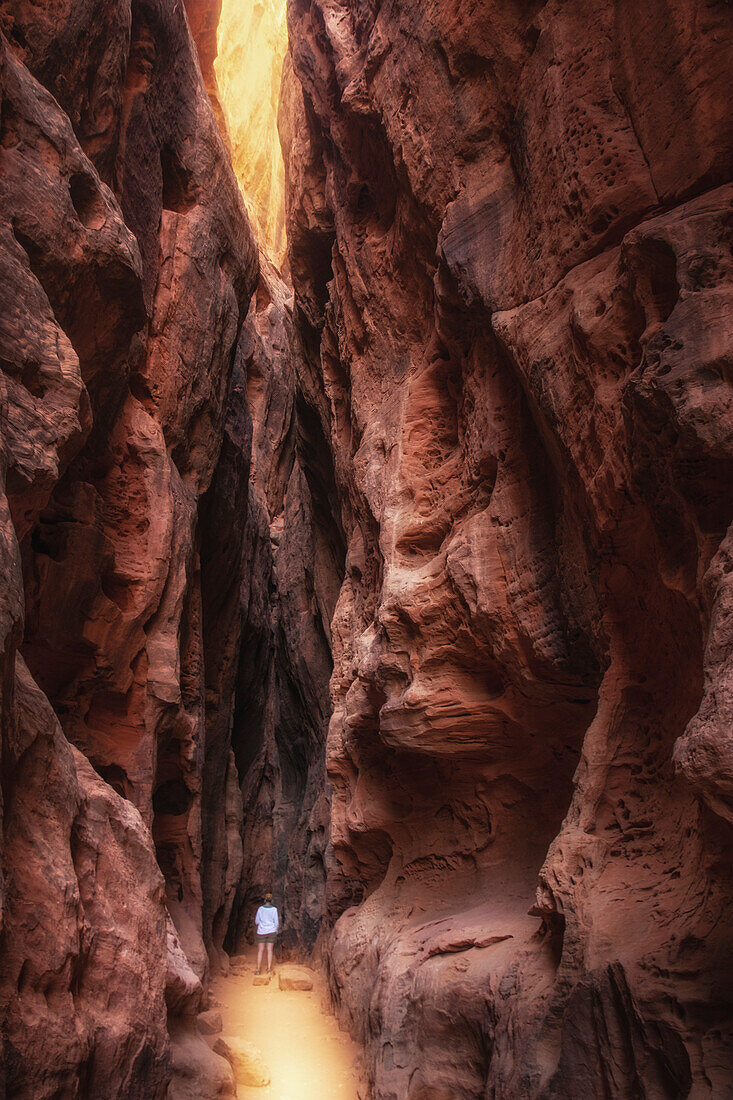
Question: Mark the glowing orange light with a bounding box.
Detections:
[215,0,288,266]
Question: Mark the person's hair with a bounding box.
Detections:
[264,892,273,902]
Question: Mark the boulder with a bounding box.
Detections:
[169,1025,236,1100]
[278,965,314,992]
[197,1010,224,1036]
[214,1037,271,1087]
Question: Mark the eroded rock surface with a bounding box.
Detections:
[282,1,733,1096]
[1,657,169,1098]
[0,0,346,1087]
[224,256,345,956]
[0,0,257,1092]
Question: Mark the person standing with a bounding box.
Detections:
[255,893,279,974]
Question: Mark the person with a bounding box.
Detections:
[255,892,279,974]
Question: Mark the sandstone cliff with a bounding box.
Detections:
[0,0,256,1093]
[0,1,344,1092]
[282,0,733,1095]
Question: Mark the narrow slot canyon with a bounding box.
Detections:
[0,2,731,1099]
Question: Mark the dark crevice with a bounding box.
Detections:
[160,145,197,214]
[69,173,107,230]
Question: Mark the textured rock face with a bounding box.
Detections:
[224,257,345,955]
[2,0,732,1095]
[0,0,256,1092]
[283,1,733,1096]
[1,657,169,1097]
[186,0,337,962]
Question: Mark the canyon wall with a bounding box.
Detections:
[282,0,733,1096]
[0,0,259,1094]
[0,0,342,1091]
[221,255,345,958]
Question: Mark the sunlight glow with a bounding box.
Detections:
[215,0,288,266]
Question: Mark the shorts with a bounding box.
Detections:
[256,932,277,944]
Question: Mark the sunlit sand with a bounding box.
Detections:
[211,954,363,1099]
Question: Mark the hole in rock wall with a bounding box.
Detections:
[94,763,131,800]
[69,172,107,230]
[215,0,288,265]
[160,146,197,214]
[153,778,194,817]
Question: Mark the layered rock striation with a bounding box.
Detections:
[0,0,258,1093]
[282,0,733,1096]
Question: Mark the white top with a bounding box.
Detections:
[255,905,279,935]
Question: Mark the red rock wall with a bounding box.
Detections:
[0,0,257,1093]
[224,257,345,956]
[283,0,733,1096]
[183,0,340,964]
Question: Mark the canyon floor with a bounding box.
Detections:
[210,957,363,1099]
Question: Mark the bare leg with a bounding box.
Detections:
[266,942,274,971]
[257,942,264,973]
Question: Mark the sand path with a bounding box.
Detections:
[210,955,363,1099]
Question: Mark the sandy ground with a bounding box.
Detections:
[210,954,363,1099]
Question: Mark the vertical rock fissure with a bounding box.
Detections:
[221,275,347,956]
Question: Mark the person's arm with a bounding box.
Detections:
[275,908,280,933]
